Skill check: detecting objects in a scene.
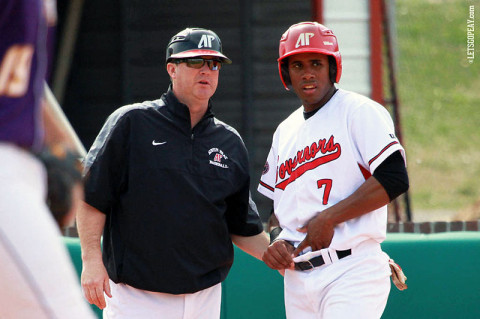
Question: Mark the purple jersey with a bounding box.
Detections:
[0,0,48,150]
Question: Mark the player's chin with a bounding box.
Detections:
[294,87,318,100]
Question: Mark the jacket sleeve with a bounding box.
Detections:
[83,111,130,214]
[225,179,264,236]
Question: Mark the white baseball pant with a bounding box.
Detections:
[104,280,222,319]
[284,239,391,319]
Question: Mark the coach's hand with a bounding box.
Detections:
[262,240,295,271]
[81,259,112,309]
[293,213,335,256]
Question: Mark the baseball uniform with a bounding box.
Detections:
[258,88,406,318]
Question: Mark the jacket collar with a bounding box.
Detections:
[161,85,215,127]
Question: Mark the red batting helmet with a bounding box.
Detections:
[166,28,232,64]
[278,22,342,90]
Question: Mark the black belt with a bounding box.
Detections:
[294,249,352,271]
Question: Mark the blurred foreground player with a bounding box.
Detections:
[0,0,95,317]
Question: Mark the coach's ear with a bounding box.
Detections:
[166,62,177,79]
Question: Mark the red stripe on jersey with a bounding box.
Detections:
[358,164,372,180]
[368,141,398,166]
[260,180,274,192]
[276,150,341,190]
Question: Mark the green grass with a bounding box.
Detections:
[396,0,480,211]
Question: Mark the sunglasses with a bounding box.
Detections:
[174,58,222,71]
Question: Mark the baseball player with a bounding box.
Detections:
[77,27,269,318]
[259,22,409,318]
[0,0,95,317]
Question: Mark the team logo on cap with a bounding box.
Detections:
[208,147,229,168]
[295,33,315,48]
[198,35,215,48]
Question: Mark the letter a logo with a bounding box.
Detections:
[198,35,215,48]
[295,33,314,48]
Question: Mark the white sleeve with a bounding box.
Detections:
[257,135,278,200]
[350,102,406,173]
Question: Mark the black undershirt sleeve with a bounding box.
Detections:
[372,151,409,201]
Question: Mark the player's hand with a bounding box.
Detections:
[293,214,335,257]
[262,240,295,270]
[81,259,112,309]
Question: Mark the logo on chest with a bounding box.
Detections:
[208,148,229,169]
[276,135,341,190]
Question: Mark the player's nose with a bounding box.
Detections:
[301,66,315,79]
[302,70,315,80]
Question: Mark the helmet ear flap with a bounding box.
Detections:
[328,55,337,84]
[280,59,291,88]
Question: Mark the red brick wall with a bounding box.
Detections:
[387,220,480,233]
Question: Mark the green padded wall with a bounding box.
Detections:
[381,232,480,319]
[64,232,480,319]
[221,249,285,318]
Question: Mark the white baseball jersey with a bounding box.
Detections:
[258,89,406,250]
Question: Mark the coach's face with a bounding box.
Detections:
[288,53,333,112]
[167,56,219,104]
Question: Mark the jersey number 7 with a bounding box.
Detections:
[317,179,332,205]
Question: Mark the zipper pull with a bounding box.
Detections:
[191,133,194,140]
